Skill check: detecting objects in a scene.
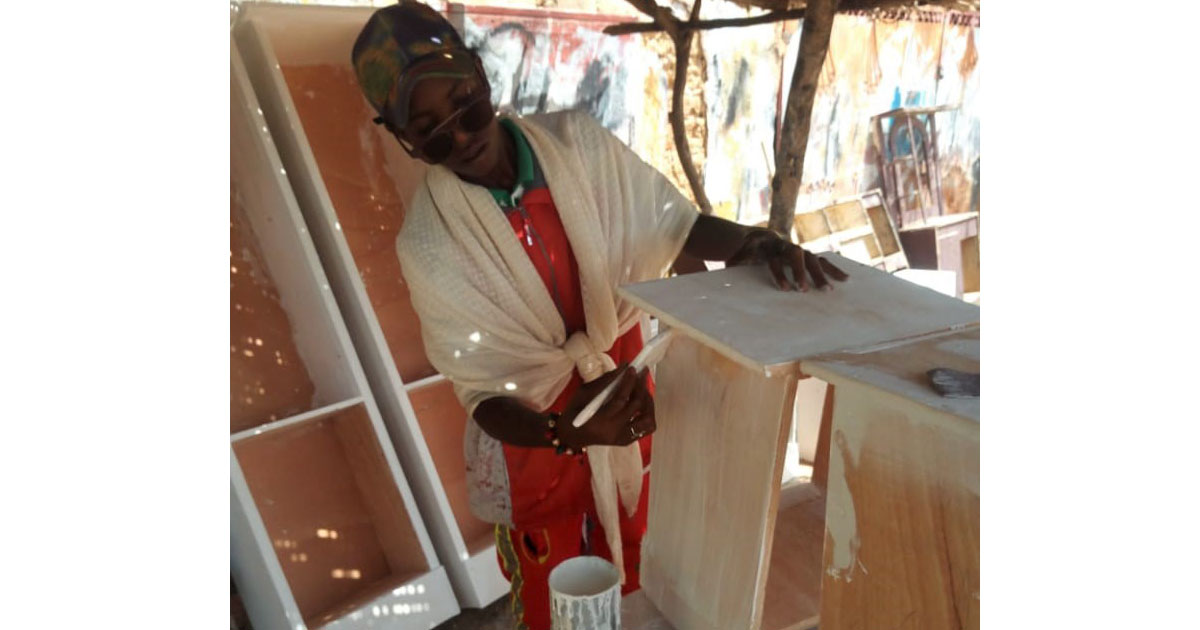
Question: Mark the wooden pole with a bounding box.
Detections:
[768,0,840,234]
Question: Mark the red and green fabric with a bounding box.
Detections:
[488,117,651,630]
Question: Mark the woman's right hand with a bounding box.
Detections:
[558,364,656,451]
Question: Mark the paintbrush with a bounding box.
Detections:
[572,328,677,428]
[926,368,979,398]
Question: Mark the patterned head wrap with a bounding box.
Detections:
[351,0,476,128]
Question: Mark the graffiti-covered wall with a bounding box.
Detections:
[677,6,981,225]
[702,20,789,223]
[779,9,982,222]
[458,5,678,186]
[248,0,979,226]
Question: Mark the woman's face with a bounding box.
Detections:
[399,70,506,182]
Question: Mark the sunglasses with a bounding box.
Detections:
[375,88,495,165]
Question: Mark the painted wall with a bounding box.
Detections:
[702,19,789,223]
[240,1,980,225]
[775,10,982,223]
[459,5,673,164]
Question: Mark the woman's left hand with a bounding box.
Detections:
[726,228,849,291]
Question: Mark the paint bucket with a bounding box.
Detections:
[548,556,621,630]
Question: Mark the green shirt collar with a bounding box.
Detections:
[489,117,535,208]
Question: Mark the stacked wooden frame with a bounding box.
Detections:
[230,46,459,630]
[792,190,908,273]
[232,4,508,608]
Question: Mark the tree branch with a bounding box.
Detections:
[734,0,798,10]
[603,8,806,35]
[622,0,684,39]
[768,0,840,234]
[667,0,714,214]
[622,0,714,214]
[614,0,970,33]
[737,0,969,10]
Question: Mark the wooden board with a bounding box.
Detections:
[844,233,881,260]
[618,254,979,372]
[810,383,835,493]
[624,485,825,630]
[901,211,979,230]
[624,242,978,630]
[794,196,906,273]
[803,333,979,630]
[230,181,317,433]
[897,228,938,270]
[866,203,901,256]
[760,484,825,630]
[794,211,832,242]
[230,39,370,425]
[791,377,829,465]
[236,8,509,608]
[961,234,980,293]
[280,62,435,384]
[804,327,979,422]
[234,404,429,625]
[899,213,978,297]
[231,39,457,630]
[640,334,797,630]
[407,380,496,554]
[824,201,869,233]
[623,590,675,630]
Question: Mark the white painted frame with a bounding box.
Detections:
[232,4,508,609]
[231,44,459,630]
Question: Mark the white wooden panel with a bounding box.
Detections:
[321,567,459,630]
[231,44,359,407]
[232,455,307,630]
[459,547,511,609]
[234,5,507,608]
[232,397,363,443]
[231,42,455,628]
[802,327,979,423]
[618,254,979,371]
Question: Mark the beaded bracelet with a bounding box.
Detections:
[545,412,586,456]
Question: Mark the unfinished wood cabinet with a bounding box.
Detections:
[642,335,800,629]
[962,233,980,294]
[231,45,458,630]
[805,329,979,630]
[617,255,979,630]
[233,4,506,607]
[897,212,979,298]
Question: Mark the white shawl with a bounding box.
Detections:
[397,110,698,580]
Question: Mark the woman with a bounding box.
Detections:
[351,3,846,627]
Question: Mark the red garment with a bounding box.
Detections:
[495,470,650,630]
[495,185,652,630]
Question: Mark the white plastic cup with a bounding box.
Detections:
[548,556,621,630]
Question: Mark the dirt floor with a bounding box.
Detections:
[433,597,514,630]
